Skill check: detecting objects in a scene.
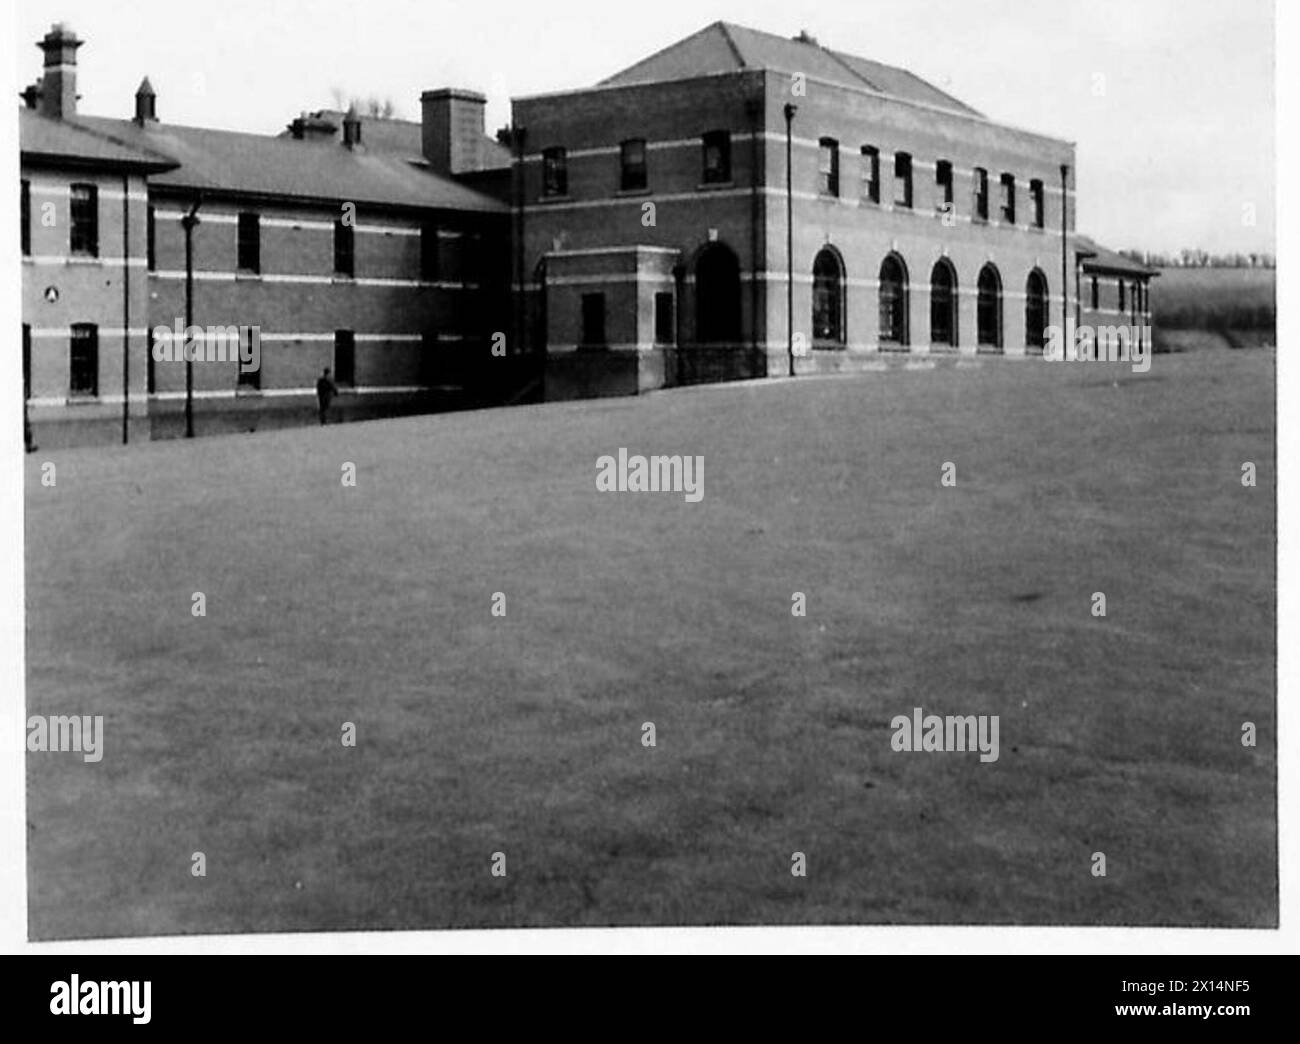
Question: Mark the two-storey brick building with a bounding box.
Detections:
[511,22,1154,397]
[20,23,512,447]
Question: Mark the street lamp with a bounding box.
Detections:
[180,194,201,438]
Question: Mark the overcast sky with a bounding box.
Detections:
[12,0,1275,255]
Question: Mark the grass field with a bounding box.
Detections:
[26,349,1275,937]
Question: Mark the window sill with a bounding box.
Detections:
[66,393,100,403]
[696,181,735,191]
[235,271,261,281]
[538,194,572,204]
[235,385,263,396]
[616,187,650,197]
[878,343,910,353]
[812,341,846,351]
[68,255,101,264]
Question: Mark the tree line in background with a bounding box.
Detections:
[1120,249,1276,269]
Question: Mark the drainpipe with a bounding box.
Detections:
[784,103,797,377]
[512,124,527,357]
[1059,163,1069,335]
[181,194,202,438]
[121,174,130,444]
[746,93,761,369]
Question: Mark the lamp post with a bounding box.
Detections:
[1059,164,1069,336]
[180,194,201,438]
[783,102,797,377]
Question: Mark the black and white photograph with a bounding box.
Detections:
[2,0,1288,962]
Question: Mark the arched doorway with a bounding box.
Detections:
[812,247,845,346]
[878,253,908,346]
[695,243,741,344]
[977,263,1002,349]
[930,259,958,347]
[1024,269,1048,351]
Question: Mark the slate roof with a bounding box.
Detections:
[67,115,506,213]
[276,109,513,169]
[1075,235,1160,277]
[599,21,982,117]
[19,106,177,171]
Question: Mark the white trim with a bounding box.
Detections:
[150,269,474,290]
[29,326,149,337]
[24,255,147,267]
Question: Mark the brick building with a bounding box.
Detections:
[19,21,1156,445]
[20,23,512,448]
[511,22,1153,397]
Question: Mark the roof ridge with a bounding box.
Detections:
[811,40,882,92]
[597,21,732,86]
[716,21,747,68]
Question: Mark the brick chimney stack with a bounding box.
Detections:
[38,22,82,120]
[421,88,486,177]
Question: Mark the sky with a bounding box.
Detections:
[8,0,1276,255]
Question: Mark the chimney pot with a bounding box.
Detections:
[134,76,157,124]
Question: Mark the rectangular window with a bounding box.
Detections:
[70,183,98,256]
[542,147,567,197]
[581,293,606,348]
[654,291,675,345]
[936,160,954,207]
[236,328,260,390]
[334,329,355,386]
[973,167,989,221]
[860,146,879,203]
[146,205,156,270]
[23,324,31,400]
[237,211,260,273]
[1091,276,1099,309]
[894,152,912,208]
[334,218,354,277]
[819,138,839,196]
[1118,280,1126,312]
[421,223,439,282]
[70,323,98,396]
[702,131,731,184]
[1030,179,1045,229]
[21,180,31,256]
[1000,173,1016,224]
[620,139,647,191]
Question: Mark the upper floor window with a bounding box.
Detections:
[620,139,647,191]
[894,152,913,209]
[1000,173,1016,224]
[1030,179,1045,229]
[935,160,954,208]
[334,218,354,277]
[1118,280,1126,312]
[702,130,731,184]
[1090,276,1099,309]
[860,146,879,203]
[421,222,439,281]
[973,167,989,222]
[237,211,260,273]
[818,138,839,197]
[542,147,567,197]
[21,180,31,256]
[146,205,156,270]
[70,323,98,396]
[70,183,98,257]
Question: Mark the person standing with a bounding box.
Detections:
[315,367,337,425]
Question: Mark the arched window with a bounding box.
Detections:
[695,242,741,344]
[878,254,908,346]
[977,263,1002,349]
[1024,269,1049,350]
[812,248,845,346]
[930,260,958,347]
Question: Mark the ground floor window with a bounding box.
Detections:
[581,293,607,348]
[70,323,98,396]
[334,330,355,386]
